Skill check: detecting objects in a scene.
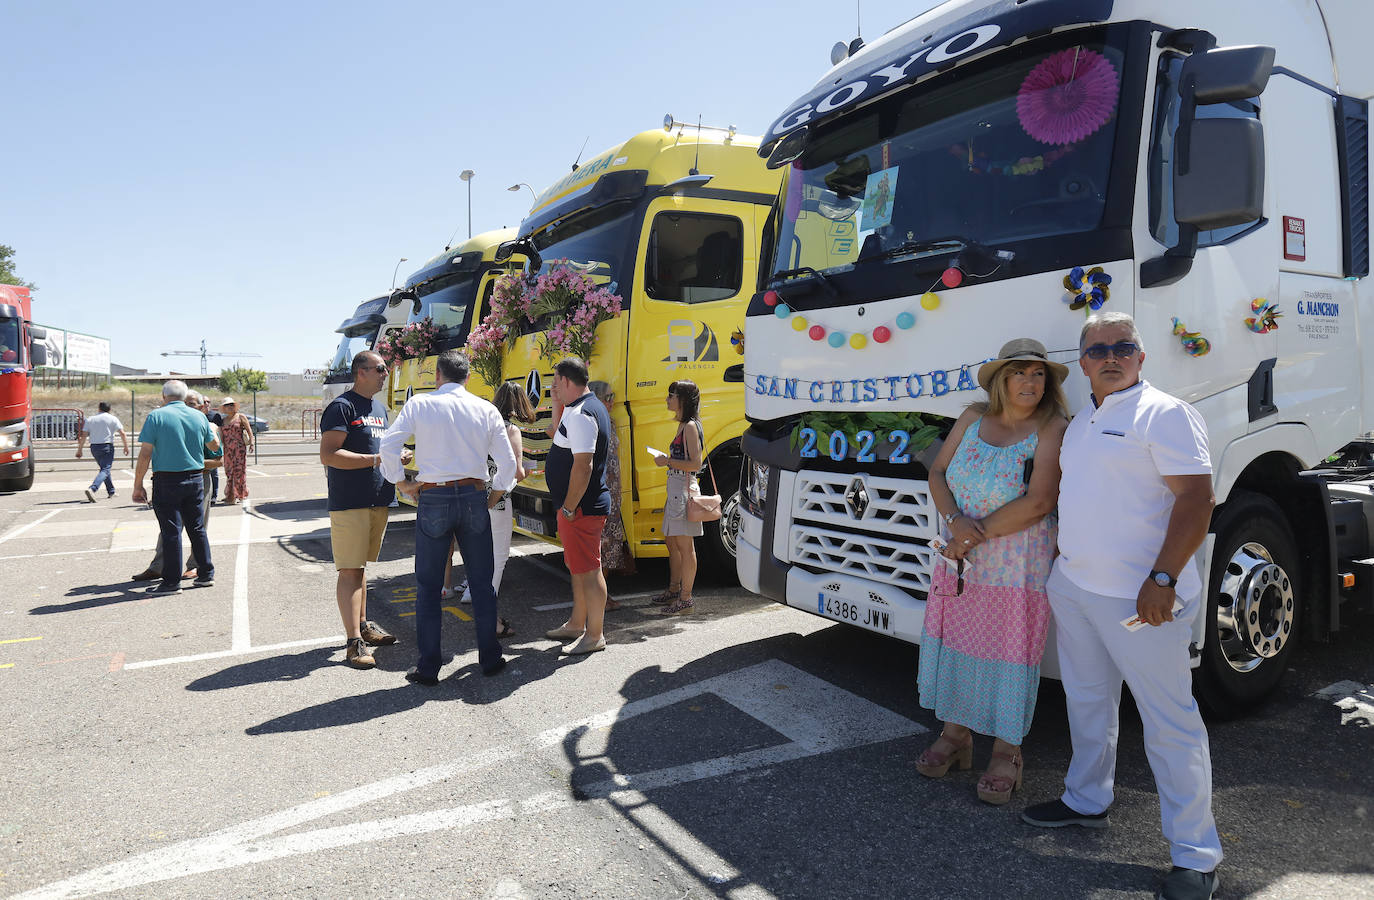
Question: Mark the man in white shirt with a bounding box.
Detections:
[379,349,517,684]
[1022,312,1221,900]
[77,401,129,502]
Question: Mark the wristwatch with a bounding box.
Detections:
[942,511,959,528]
[1149,569,1178,588]
[560,506,576,520]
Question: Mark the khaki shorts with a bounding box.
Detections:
[330,507,390,570]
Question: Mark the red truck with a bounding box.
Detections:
[0,284,48,491]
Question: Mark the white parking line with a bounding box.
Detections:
[123,636,340,671]
[231,499,253,650]
[247,468,270,477]
[0,510,61,545]
[18,660,920,898]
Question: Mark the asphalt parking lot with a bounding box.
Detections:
[1,449,1371,899]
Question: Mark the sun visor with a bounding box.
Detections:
[759,0,1114,155]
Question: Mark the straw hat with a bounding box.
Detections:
[976,338,1069,392]
[220,397,237,407]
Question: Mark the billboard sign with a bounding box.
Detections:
[64,331,111,375]
[34,325,66,370]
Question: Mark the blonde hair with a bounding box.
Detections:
[970,361,1067,425]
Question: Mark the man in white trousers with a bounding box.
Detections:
[1022,311,1221,900]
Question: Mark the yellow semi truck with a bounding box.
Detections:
[494,120,782,573]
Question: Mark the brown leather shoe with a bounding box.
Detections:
[345,638,375,669]
[359,620,396,646]
[131,568,161,582]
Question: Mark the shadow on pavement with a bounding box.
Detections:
[32,582,167,614]
[187,647,339,691]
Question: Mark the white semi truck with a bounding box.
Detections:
[736,0,1374,713]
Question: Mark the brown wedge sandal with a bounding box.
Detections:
[976,751,1024,805]
[915,730,973,778]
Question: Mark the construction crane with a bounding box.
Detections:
[161,340,263,375]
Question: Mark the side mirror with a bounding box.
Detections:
[765,126,809,170]
[1175,117,1264,229]
[494,240,516,262]
[1184,45,1275,105]
[30,343,47,367]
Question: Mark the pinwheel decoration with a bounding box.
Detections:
[1018,47,1120,145]
[731,328,745,355]
[1171,318,1211,357]
[1062,265,1112,311]
[1245,298,1282,333]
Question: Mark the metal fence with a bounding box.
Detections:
[302,408,323,438]
[31,408,85,440]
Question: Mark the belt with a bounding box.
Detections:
[153,469,204,477]
[417,477,486,491]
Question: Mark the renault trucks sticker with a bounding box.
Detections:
[663,320,719,371]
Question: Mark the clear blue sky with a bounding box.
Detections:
[3,0,933,375]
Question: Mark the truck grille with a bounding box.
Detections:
[787,470,937,594]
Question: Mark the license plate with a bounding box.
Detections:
[816,591,894,635]
[516,513,545,535]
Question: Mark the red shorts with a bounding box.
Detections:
[557,511,607,575]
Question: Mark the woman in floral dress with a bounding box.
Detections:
[218,398,254,504]
[591,382,635,609]
[916,339,1069,805]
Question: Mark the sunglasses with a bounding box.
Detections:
[1081,341,1139,361]
[365,365,388,373]
[931,536,975,597]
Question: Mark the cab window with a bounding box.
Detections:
[645,213,743,303]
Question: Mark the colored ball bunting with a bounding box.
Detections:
[920,292,940,310]
[763,290,779,307]
[872,326,891,343]
[774,304,791,318]
[808,324,826,341]
[827,332,846,348]
[849,333,867,349]
[941,267,963,288]
[896,311,916,330]
[792,316,808,331]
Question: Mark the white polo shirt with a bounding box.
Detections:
[82,412,123,444]
[1057,379,1212,600]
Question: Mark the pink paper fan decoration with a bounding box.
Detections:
[1017,47,1120,145]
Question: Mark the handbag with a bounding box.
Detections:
[686,455,723,523]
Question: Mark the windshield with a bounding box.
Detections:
[324,329,378,383]
[408,269,481,337]
[0,319,19,364]
[524,200,638,331]
[772,29,1128,279]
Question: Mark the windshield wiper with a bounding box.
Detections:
[857,236,969,265]
[767,266,839,297]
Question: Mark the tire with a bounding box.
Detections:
[699,460,742,582]
[1196,490,1301,717]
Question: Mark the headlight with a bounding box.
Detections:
[0,429,22,450]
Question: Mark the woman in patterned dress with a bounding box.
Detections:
[218,398,255,505]
[916,338,1069,805]
[590,382,635,609]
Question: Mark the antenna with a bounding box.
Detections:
[691,115,702,176]
[857,0,862,38]
[571,135,590,172]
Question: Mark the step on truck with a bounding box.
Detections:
[0,284,48,491]
[494,120,782,574]
[737,0,1374,713]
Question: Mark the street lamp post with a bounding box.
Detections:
[459,169,475,240]
[391,257,409,291]
[507,182,537,203]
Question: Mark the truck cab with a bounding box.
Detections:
[495,122,781,572]
[738,0,1374,712]
[0,284,47,491]
[323,294,393,406]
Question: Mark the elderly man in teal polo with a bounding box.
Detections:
[132,380,220,596]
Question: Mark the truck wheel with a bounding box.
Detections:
[699,461,741,583]
[1196,491,1300,717]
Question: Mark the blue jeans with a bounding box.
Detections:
[89,443,116,495]
[413,484,501,676]
[151,471,213,591]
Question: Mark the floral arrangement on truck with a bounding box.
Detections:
[466,262,623,386]
[374,318,441,368]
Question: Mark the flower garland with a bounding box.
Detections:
[468,262,624,380]
[374,317,441,368]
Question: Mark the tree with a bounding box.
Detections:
[0,244,36,290]
[218,364,268,394]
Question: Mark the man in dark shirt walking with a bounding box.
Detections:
[320,351,401,668]
[543,357,613,655]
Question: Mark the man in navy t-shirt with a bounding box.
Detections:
[319,350,403,668]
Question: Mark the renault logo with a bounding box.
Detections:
[843,476,870,519]
[525,369,542,408]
